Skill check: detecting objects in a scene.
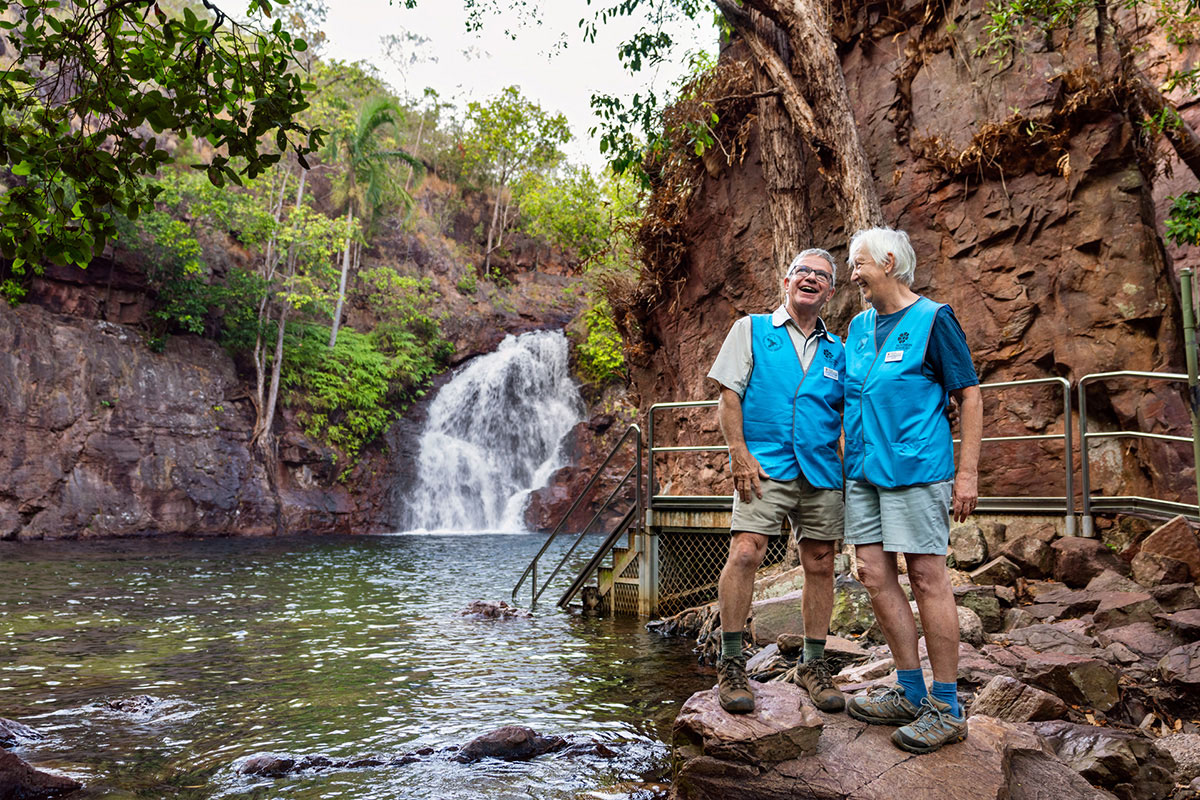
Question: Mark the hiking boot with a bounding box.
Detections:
[846,686,920,726]
[716,655,754,714]
[891,696,968,754]
[794,658,845,713]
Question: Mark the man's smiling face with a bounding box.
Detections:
[784,255,835,317]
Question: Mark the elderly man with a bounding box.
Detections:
[841,227,982,754]
[706,249,846,715]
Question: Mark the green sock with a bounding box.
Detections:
[721,631,744,660]
[803,637,826,663]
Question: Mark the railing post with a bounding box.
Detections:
[1062,377,1076,537]
[646,406,655,511]
[1078,380,1094,538]
[1181,268,1200,515]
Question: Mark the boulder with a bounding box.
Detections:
[1006,623,1099,657]
[455,726,566,762]
[673,680,823,765]
[1085,570,1142,594]
[749,590,805,644]
[1090,592,1160,631]
[977,521,1008,560]
[1148,583,1200,612]
[1013,646,1121,711]
[1130,550,1192,587]
[949,525,989,570]
[969,556,1021,586]
[967,675,1067,722]
[1158,641,1200,688]
[829,575,875,637]
[954,585,1004,632]
[1095,622,1180,662]
[0,750,81,799]
[1002,607,1040,632]
[1155,733,1200,782]
[1052,538,1127,588]
[1031,720,1177,800]
[671,712,1108,800]
[1155,608,1200,638]
[746,644,787,679]
[1026,586,1102,616]
[1139,515,1200,580]
[1000,535,1055,578]
[0,718,42,748]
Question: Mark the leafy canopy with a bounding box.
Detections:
[462,85,571,185]
[0,0,321,287]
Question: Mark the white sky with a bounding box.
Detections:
[317,1,718,170]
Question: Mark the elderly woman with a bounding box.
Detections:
[841,227,982,754]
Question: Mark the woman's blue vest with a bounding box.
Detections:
[740,314,845,490]
[843,297,954,488]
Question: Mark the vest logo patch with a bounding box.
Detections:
[884,350,904,362]
[856,335,870,353]
[764,334,783,351]
[897,332,909,344]
[823,366,838,380]
[822,348,833,361]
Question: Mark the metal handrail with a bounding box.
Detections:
[647,376,1076,532]
[511,423,642,608]
[1078,371,1196,536]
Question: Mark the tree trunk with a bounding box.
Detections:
[750,8,812,290]
[484,176,504,273]
[329,207,354,348]
[251,170,291,447]
[715,0,884,234]
[405,114,426,193]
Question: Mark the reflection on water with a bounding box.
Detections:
[0,534,710,799]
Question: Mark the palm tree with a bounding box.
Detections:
[325,96,422,348]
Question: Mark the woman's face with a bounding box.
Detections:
[850,249,894,306]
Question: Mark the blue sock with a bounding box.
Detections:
[896,668,927,707]
[931,680,960,717]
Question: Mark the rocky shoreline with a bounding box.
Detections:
[654,515,1200,800]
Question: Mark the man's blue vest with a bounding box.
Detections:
[843,297,954,488]
[740,314,845,490]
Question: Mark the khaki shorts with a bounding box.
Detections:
[730,474,844,541]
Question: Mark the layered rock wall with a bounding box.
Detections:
[632,1,1192,507]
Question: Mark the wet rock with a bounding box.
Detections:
[1158,641,1200,688]
[1156,734,1200,782]
[950,525,989,570]
[1000,535,1056,578]
[1014,646,1120,711]
[954,586,1004,633]
[237,752,387,776]
[970,556,1021,586]
[459,600,531,620]
[968,675,1067,722]
[239,753,298,777]
[0,718,43,748]
[1052,539,1128,588]
[673,680,823,766]
[1156,608,1200,638]
[0,750,81,799]
[456,726,566,762]
[1139,515,1200,581]
[1131,550,1192,587]
[1031,720,1176,800]
[1095,622,1180,662]
[1091,592,1160,631]
[671,712,1107,800]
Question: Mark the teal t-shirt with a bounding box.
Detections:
[874,304,978,392]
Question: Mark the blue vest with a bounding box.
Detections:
[843,297,954,488]
[740,314,845,489]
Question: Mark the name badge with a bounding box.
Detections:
[884,350,904,362]
[823,366,838,380]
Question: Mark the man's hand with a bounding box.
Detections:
[730,447,769,502]
[952,469,978,522]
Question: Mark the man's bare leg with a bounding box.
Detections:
[715,531,768,714]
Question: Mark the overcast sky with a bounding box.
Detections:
[317,1,717,170]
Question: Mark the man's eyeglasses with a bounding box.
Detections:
[788,264,833,284]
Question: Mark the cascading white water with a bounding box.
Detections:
[402,329,585,532]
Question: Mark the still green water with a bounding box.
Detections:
[0,534,710,799]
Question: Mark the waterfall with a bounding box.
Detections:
[401,329,585,532]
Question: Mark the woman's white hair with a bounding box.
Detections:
[848,227,916,287]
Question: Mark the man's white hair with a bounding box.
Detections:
[786,248,838,289]
[848,227,916,287]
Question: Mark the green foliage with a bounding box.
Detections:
[577,300,625,384]
[0,0,321,279]
[514,165,643,265]
[462,86,571,186]
[118,208,212,349]
[282,323,397,462]
[1167,191,1200,246]
[457,264,478,294]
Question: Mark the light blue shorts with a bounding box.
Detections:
[843,479,952,555]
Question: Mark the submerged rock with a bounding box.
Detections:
[459,600,531,620]
[0,718,43,748]
[0,750,81,799]
[455,726,566,762]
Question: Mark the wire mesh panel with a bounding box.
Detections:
[656,529,789,617]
